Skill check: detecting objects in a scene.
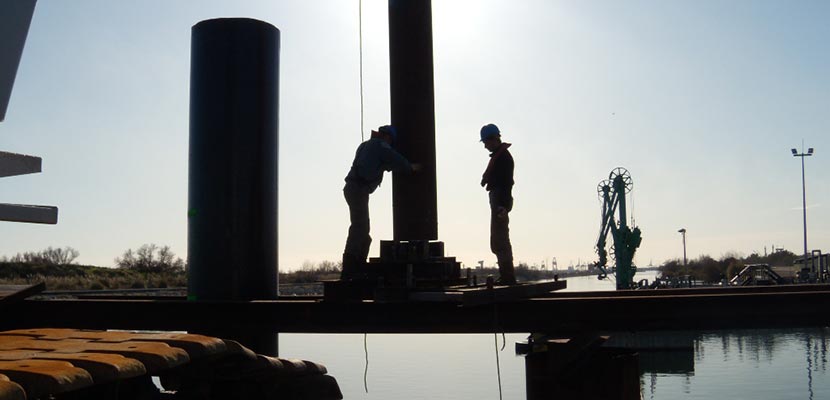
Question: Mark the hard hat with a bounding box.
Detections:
[480,123,500,142]
[378,125,397,144]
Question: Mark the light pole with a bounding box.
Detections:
[678,228,687,266]
[792,145,814,272]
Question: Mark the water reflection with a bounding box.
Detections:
[642,328,830,400]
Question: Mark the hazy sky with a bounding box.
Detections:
[1,0,828,271]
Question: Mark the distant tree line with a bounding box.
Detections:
[280,260,341,283]
[0,244,187,291]
[659,250,798,283]
[0,246,80,265]
[114,244,185,273]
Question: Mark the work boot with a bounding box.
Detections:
[497,261,517,285]
[340,253,360,280]
[495,277,517,286]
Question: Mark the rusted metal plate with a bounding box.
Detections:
[0,329,337,399]
[0,348,146,383]
[0,336,88,352]
[0,334,188,374]
[0,283,45,303]
[221,339,258,360]
[0,350,42,361]
[33,352,146,383]
[112,333,227,359]
[70,341,189,373]
[1,329,226,359]
[0,336,89,352]
[0,375,25,400]
[0,359,93,398]
[0,328,116,340]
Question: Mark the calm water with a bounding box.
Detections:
[279,272,830,399]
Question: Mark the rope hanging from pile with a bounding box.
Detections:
[358,0,365,142]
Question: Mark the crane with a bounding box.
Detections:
[595,167,642,289]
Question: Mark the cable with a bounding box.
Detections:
[363,333,369,393]
[493,332,503,400]
[493,305,504,400]
[358,0,365,142]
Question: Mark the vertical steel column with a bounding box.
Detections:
[188,18,279,302]
[389,0,438,241]
[800,155,809,273]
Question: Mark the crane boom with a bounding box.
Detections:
[595,167,642,289]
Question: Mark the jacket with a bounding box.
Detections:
[481,143,514,209]
[345,138,411,193]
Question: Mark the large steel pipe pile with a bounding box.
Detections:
[187,18,280,302]
[389,0,438,240]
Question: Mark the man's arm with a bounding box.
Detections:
[379,143,413,173]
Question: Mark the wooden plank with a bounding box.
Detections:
[0,283,45,303]
[0,374,25,400]
[0,359,93,398]
[0,152,41,178]
[0,204,58,224]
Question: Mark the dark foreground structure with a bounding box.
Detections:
[4,284,830,399]
[5,284,830,334]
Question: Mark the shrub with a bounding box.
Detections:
[115,244,185,273]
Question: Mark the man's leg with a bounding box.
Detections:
[490,193,515,284]
[343,184,371,278]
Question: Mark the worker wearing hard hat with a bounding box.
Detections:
[342,125,421,279]
[480,123,516,285]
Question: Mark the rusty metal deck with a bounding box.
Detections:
[0,329,338,400]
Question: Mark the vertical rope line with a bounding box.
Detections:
[493,305,504,400]
[494,332,503,400]
[363,333,369,393]
[358,0,365,142]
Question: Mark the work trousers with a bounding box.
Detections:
[489,190,515,280]
[344,182,372,262]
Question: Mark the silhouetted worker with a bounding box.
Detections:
[480,123,516,285]
[342,125,420,279]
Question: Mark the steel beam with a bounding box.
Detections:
[0,0,37,122]
[0,151,41,178]
[0,203,57,224]
[5,286,830,334]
